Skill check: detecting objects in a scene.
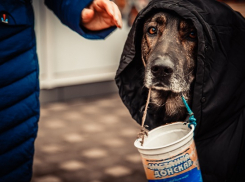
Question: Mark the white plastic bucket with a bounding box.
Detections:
[134,122,203,182]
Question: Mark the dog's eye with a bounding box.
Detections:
[189,31,197,39]
[148,27,157,35]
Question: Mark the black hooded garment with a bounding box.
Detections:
[115,0,245,181]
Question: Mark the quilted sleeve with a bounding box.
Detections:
[44,0,116,39]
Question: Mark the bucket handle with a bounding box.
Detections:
[181,94,197,129]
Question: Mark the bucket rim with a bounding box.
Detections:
[134,122,194,150]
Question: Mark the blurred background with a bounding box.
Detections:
[32,1,245,182]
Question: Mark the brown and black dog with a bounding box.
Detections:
[141,11,197,125]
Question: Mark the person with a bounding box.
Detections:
[0,0,122,182]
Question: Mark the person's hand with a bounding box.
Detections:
[81,0,122,31]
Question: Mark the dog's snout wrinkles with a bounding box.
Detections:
[151,57,174,77]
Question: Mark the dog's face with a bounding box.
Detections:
[141,11,197,117]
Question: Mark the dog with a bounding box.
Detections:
[141,11,198,125]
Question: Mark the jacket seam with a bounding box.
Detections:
[0,25,30,42]
[0,146,34,178]
[0,115,37,156]
[0,45,35,66]
[0,70,36,90]
[0,90,36,111]
[0,113,37,137]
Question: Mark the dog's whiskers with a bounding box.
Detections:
[154,102,166,107]
[184,69,194,78]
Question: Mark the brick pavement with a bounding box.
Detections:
[32,94,147,182]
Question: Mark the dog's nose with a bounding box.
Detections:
[151,58,174,77]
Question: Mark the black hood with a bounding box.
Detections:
[115,0,245,181]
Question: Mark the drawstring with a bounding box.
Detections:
[137,56,150,146]
[181,94,197,129]
[138,87,151,146]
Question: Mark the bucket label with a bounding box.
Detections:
[142,141,202,182]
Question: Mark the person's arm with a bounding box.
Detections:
[45,0,121,39]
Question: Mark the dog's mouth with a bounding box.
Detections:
[151,82,171,91]
[150,82,185,94]
[145,72,190,94]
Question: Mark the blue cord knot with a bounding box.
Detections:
[181,94,197,130]
[188,115,197,129]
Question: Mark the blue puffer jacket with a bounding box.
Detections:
[0,0,115,182]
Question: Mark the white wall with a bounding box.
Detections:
[33,1,130,89]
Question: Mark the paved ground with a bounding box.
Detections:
[32,94,147,182]
[31,2,245,182]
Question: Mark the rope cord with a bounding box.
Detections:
[138,87,151,146]
[141,87,151,127]
[181,94,197,129]
[137,57,150,146]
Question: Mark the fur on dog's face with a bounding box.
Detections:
[141,11,197,118]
